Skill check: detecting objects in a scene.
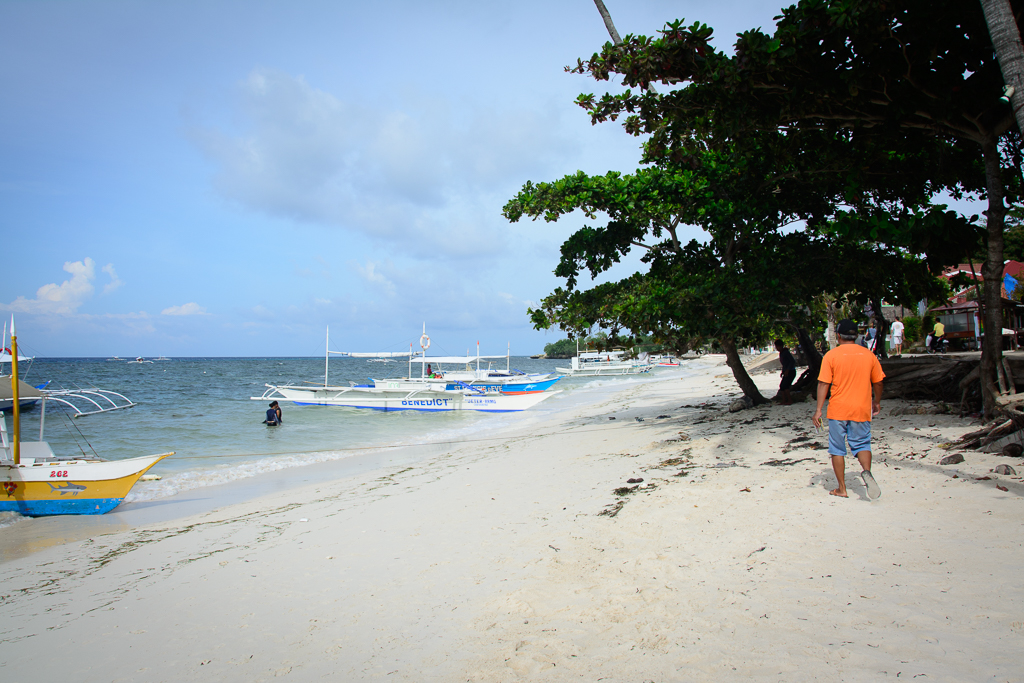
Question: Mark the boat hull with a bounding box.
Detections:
[555,364,651,376]
[262,385,559,412]
[0,452,172,516]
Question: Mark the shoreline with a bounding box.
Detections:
[0,363,702,563]
[1,355,1022,681]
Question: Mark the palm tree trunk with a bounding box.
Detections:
[980,132,1008,418]
[592,0,622,44]
[980,0,1024,134]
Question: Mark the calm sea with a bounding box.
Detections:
[2,357,695,528]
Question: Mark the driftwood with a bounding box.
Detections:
[881,356,980,404]
[951,398,1024,451]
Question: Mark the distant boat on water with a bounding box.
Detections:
[127,357,154,364]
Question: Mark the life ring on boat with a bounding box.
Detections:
[420,334,431,350]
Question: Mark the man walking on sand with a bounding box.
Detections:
[812,319,885,499]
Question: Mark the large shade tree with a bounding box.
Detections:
[570,0,1022,416]
[506,127,962,403]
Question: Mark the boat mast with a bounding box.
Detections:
[507,342,510,373]
[325,325,330,387]
[10,316,20,465]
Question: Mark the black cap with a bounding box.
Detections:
[837,319,858,336]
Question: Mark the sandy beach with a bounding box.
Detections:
[1,355,1022,681]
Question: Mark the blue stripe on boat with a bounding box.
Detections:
[0,498,125,516]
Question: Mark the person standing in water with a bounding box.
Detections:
[264,400,282,426]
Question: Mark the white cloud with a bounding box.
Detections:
[161,302,208,316]
[2,258,97,315]
[101,263,124,294]
[352,260,396,296]
[191,69,580,260]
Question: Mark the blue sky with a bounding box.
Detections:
[1,0,798,356]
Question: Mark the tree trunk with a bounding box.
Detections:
[871,298,889,360]
[792,326,822,392]
[592,0,623,44]
[980,132,1008,418]
[719,336,768,405]
[980,0,1024,135]
[826,298,838,349]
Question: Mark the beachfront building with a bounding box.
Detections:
[926,260,1024,350]
[929,299,1024,350]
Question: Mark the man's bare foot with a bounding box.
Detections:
[829,488,848,498]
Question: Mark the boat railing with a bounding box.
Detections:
[0,412,9,460]
[40,388,137,417]
[453,380,486,395]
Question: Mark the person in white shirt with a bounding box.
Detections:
[891,317,905,357]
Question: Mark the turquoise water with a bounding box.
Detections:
[2,357,691,519]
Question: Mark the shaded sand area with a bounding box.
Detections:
[1,355,1022,681]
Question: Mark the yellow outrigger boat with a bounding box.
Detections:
[0,316,172,516]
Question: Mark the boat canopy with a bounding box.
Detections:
[412,356,506,364]
[578,351,625,360]
[0,352,33,362]
[347,352,416,358]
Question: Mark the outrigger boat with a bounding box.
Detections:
[556,349,652,377]
[252,326,561,412]
[392,340,561,394]
[1,317,172,516]
[253,383,556,412]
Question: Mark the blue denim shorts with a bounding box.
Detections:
[827,419,872,456]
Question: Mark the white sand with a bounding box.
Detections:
[1,355,1022,682]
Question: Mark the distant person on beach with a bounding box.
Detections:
[865,323,877,352]
[774,339,796,405]
[812,319,884,500]
[264,400,282,426]
[891,317,904,357]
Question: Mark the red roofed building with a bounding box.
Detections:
[941,260,1024,303]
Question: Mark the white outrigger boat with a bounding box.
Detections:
[556,349,652,377]
[1,316,172,516]
[253,383,556,412]
[252,327,560,412]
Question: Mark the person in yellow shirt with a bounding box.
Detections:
[812,319,885,500]
[931,320,946,352]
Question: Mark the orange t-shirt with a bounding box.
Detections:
[818,344,886,422]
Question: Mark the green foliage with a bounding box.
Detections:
[1004,206,1024,262]
[542,338,578,359]
[902,316,923,343]
[507,0,1006,401]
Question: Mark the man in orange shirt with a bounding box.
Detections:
[812,319,885,499]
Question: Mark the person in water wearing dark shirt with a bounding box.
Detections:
[775,339,797,405]
[264,400,282,426]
